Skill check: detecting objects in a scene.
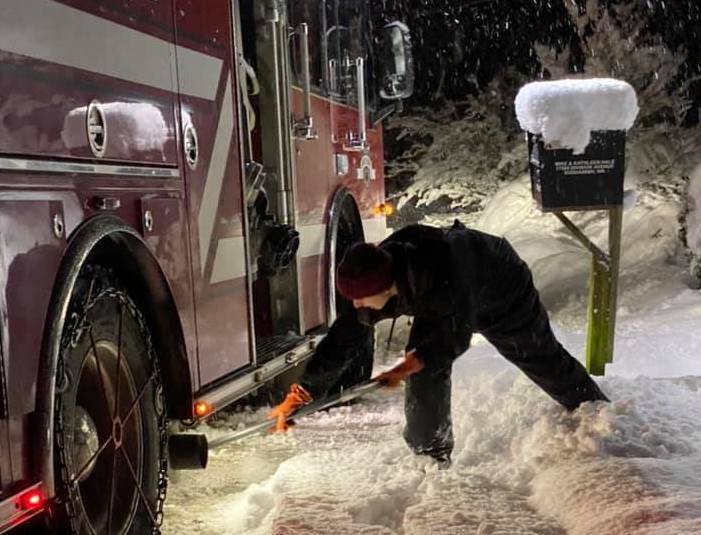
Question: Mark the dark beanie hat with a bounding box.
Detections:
[336,242,394,300]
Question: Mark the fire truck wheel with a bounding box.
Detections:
[53,265,167,535]
[330,213,374,391]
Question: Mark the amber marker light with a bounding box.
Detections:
[373,202,394,217]
[20,489,45,510]
[194,401,212,418]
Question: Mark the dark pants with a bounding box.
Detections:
[404,287,608,460]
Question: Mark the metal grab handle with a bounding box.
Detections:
[292,23,317,140]
[344,57,368,152]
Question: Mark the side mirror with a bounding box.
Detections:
[380,21,414,101]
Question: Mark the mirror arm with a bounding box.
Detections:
[292,23,318,140]
[371,100,403,126]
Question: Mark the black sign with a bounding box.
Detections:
[528,130,626,211]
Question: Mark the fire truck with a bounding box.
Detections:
[0,0,413,532]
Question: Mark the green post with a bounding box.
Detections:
[606,206,623,364]
[584,206,623,375]
[585,255,612,375]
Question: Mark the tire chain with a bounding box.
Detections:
[54,266,168,534]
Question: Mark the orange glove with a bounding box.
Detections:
[267,384,312,433]
[373,350,424,388]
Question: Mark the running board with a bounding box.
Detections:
[192,336,319,421]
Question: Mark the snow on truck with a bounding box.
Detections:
[0,0,413,532]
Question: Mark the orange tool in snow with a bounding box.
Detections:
[208,380,382,450]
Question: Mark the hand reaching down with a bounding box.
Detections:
[373,350,424,387]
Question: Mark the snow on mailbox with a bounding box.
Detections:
[515,78,639,211]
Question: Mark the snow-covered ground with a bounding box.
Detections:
[163,164,701,533]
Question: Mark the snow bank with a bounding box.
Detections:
[686,164,701,256]
[164,342,701,534]
[476,175,683,317]
[515,78,639,154]
[385,105,526,226]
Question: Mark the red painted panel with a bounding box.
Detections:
[0,174,198,418]
[8,417,30,484]
[330,100,386,219]
[172,0,231,57]
[140,196,199,387]
[196,278,250,381]
[292,90,332,225]
[293,90,386,332]
[0,200,65,416]
[0,419,10,490]
[0,2,178,165]
[292,91,330,333]
[300,255,325,332]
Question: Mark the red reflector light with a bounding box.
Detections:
[20,489,45,510]
[194,401,212,418]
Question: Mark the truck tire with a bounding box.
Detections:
[53,265,167,534]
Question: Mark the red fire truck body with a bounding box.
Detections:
[0,0,412,532]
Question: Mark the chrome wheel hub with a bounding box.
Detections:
[73,406,100,482]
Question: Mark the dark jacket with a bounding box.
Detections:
[374,221,534,370]
[302,221,535,396]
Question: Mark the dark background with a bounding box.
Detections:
[373,0,701,124]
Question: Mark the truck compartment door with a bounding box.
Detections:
[174,0,253,387]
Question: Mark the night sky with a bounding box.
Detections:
[374,0,701,122]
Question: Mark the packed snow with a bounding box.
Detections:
[163,164,701,534]
[514,79,639,154]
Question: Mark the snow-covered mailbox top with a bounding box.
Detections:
[515,78,639,211]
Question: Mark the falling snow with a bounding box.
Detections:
[161,1,701,532]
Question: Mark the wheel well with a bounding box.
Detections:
[87,234,193,420]
[325,187,365,325]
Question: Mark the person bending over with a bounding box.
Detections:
[269,221,609,465]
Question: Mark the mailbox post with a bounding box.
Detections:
[516,79,638,376]
[527,131,626,374]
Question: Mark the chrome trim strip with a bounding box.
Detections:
[230,0,259,367]
[325,187,350,326]
[195,337,318,417]
[0,157,179,178]
[324,188,367,326]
